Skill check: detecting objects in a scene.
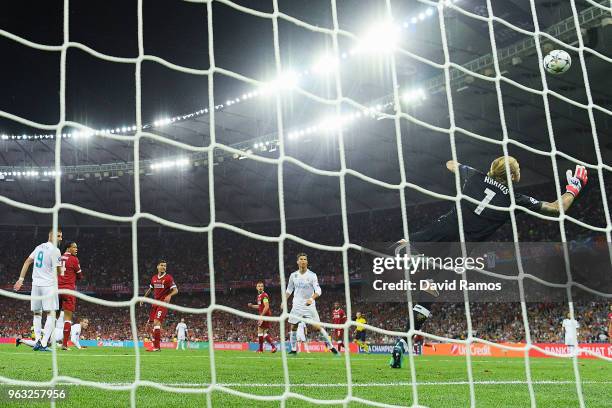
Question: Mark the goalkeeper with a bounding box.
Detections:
[403,157,588,245]
[389,158,587,368]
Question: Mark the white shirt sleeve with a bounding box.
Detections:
[286,273,294,295]
[312,273,322,297]
[52,248,61,268]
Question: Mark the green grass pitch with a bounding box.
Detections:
[0,345,610,407]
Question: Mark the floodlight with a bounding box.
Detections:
[312,54,339,75]
[357,21,401,54]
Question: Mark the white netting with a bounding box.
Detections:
[0,0,611,407]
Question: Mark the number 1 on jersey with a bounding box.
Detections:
[474,188,496,215]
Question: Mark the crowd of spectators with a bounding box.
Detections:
[0,178,609,345]
[0,291,608,345]
[0,178,608,289]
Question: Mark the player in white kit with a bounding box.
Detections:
[19,317,88,350]
[70,318,88,349]
[562,313,580,355]
[286,253,337,355]
[13,228,63,352]
[175,318,188,350]
[293,321,310,353]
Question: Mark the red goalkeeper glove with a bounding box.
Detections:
[565,165,588,197]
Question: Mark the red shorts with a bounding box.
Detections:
[258,319,271,330]
[149,305,168,323]
[59,294,77,312]
[333,329,344,340]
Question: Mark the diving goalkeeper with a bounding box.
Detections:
[389,157,588,368]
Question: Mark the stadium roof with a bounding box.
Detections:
[0,0,610,226]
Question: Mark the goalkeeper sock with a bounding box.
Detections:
[258,334,264,351]
[390,348,403,368]
[33,314,42,341]
[390,341,405,368]
[319,328,333,349]
[63,321,71,348]
[289,331,297,351]
[153,326,161,349]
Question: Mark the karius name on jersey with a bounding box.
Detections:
[484,176,509,194]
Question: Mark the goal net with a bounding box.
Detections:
[0,0,611,407]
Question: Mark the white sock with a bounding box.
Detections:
[33,315,42,341]
[290,331,297,351]
[21,339,38,348]
[55,312,64,331]
[41,314,56,347]
[319,328,333,349]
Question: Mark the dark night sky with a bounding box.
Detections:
[0,0,380,133]
[0,0,606,140]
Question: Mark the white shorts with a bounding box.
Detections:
[177,336,186,341]
[31,285,59,312]
[288,304,320,325]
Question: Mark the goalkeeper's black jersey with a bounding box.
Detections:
[411,165,543,243]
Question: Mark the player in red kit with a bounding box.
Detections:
[140,261,178,352]
[247,281,277,353]
[332,302,347,351]
[59,242,83,350]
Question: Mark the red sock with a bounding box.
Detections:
[63,321,72,347]
[153,327,161,349]
[264,334,274,345]
[338,341,344,351]
[258,335,264,351]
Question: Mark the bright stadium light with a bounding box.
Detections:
[260,71,300,94]
[312,54,339,75]
[402,88,427,104]
[356,21,401,54]
[150,158,190,170]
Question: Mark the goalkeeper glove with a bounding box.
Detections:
[565,165,588,197]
